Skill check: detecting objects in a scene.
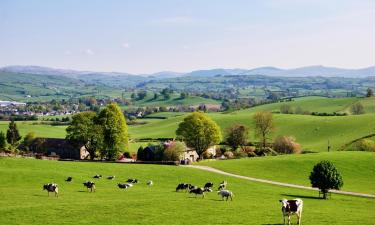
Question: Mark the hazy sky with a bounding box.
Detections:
[1,0,374,73]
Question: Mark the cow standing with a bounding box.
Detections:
[43,183,59,197]
[279,199,303,225]
[83,181,96,192]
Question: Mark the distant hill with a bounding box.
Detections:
[1,64,374,78]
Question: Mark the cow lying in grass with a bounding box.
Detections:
[176,183,191,192]
[93,174,102,179]
[43,183,58,197]
[217,190,234,201]
[279,199,303,225]
[83,181,96,192]
[107,176,115,180]
[65,177,72,182]
[118,183,133,189]
[126,178,139,183]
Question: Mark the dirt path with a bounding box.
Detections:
[183,165,375,198]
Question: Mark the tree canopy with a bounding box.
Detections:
[176,112,222,157]
[225,124,249,151]
[309,160,343,199]
[98,103,129,160]
[6,120,22,147]
[253,111,275,149]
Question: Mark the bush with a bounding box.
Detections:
[202,150,213,159]
[280,104,293,114]
[255,147,278,156]
[163,141,186,161]
[355,139,375,152]
[351,102,365,115]
[233,150,247,158]
[309,160,343,199]
[247,151,257,157]
[273,136,301,154]
[223,151,234,159]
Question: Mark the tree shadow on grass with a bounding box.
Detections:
[282,193,321,200]
[77,190,87,193]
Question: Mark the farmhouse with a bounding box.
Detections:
[29,138,89,160]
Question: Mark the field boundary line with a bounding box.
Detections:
[183,165,375,198]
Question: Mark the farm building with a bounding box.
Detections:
[29,138,89,160]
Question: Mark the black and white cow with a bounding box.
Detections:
[176,183,190,192]
[279,199,303,225]
[65,177,72,182]
[204,182,214,189]
[43,183,59,197]
[83,181,96,192]
[189,187,210,198]
[107,176,115,180]
[126,178,139,183]
[218,181,227,190]
[118,183,133,189]
[93,174,102,179]
[217,190,234,201]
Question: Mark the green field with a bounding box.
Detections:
[1,97,374,152]
[198,152,375,194]
[0,157,374,225]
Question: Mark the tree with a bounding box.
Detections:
[176,112,222,158]
[98,103,129,160]
[22,132,36,151]
[225,124,249,151]
[66,111,103,160]
[136,146,144,161]
[280,104,293,114]
[309,160,343,199]
[350,102,365,115]
[163,141,186,161]
[6,120,22,147]
[0,131,6,150]
[273,136,301,154]
[366,88,374,97]
[253,111,275,149]
[137,91,147,100]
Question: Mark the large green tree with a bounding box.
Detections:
[253,111,275,149]
[66,111,103,160]
[0,131,6,150]
[6,120,22,147]
[309,160,343,199]
[176,112,222,158]
[98,103,129,160]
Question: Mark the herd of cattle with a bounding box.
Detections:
[43,177,303,225]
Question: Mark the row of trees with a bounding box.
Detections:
[66,103,128,160]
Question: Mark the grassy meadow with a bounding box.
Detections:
[198,151,375,194]
[0,157,374,225]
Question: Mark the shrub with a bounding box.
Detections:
[309,160,343,199]
[233,150,248,158]
[355,139,375,152]
[223,151,234,159]
[255,147,278,156]
[280,104,293,114]
[202,150,213,159]
[247,151,257,157]
[163,141,186,161]
[273,136,301,154]
[351,102,365,115]
[123,151,131,158]
[136,146,144,160]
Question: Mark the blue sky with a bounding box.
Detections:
[1,0,374,73]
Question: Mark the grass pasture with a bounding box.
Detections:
[0,157,374,225]
[198,152,375,194]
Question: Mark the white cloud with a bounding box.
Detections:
[122,43,130,48]
[85,49,95,55]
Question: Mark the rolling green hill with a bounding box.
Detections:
[198,151,375,194]
[0,157,374,225]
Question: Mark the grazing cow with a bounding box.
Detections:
[188,185,198,191]
[107,176,115,180]
[218,181,227,190]
[65,177,72,182]
[83,181,96,192]
[147,180,153,186]
[126,179,139,183]
[118,183,132,189]
[204,182,214,189]
[43,183,59,197]
[217,190,234,201]
[176,183,191,192]
[93,174,102,179]
[189,187,209,198]
[279,199,303,225]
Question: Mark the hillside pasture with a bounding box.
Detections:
[198,152,375,194]
[0,157,374,224]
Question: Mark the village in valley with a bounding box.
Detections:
[1,1,375,225]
